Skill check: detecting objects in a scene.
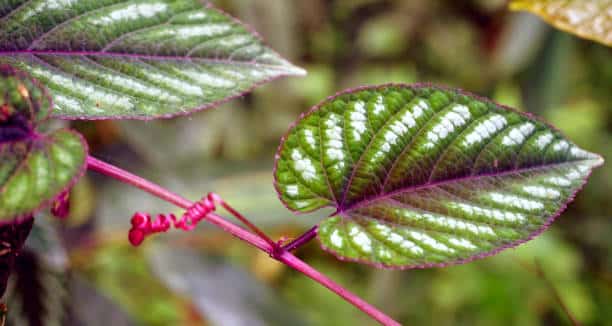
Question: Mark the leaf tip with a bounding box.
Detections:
[285,64,308,77]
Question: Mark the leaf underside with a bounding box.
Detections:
[0,65,87,221]
[274,84,603,269]
[0,0,305,120]
[510,0,612,47]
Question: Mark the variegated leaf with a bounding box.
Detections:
[274,84,603,268]
[0,65,87,221]
[510,0,612,46]
[0,0,305,120]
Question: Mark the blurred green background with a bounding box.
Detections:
[6,0,612,325]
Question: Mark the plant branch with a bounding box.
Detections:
[87,156,271,252]
[86,156,400,326]
[282,225,318,252]
[214,195,277,248]
[277,251,400,326]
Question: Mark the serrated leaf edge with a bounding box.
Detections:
[273,83,603,214]
[316,161,598,270]
[273,83,604,269]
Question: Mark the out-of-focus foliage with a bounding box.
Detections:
[510,0,612,47]
[8,0,612,325]
[148,244,307,326]
[71,239,196,325]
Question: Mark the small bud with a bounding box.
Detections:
[50,191,70,219]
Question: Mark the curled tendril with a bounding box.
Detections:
[128,193,219,246]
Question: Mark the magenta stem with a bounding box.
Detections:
[86,156,399,326]
[87,156,271,252]
[217,199,277,248]
[282,225,318,252]
[278,251,400,326]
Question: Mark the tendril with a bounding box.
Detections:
[128,193,217,246]
[127,193,278,248]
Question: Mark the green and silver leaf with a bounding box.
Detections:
[0,65,87,221]
[274,84,604,268]
[0,0,305,120]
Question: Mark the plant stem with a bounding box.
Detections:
[277,251,400,326]
[86,156,400,326]
[216,197,277,248]
[87,156,271,252]
[282,225,318,252]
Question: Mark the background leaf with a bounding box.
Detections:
[4,217,69,325]
[0,0,305,120]
[5,249,68,326]
[274,84,603,268]
[0,217,33,297]
[510,0,612,47]
[0,65,87,221]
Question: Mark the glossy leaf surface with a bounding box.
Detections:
[0,0,305,120]
[0,65,87,221]
[274,84,603,268]
[510,0,612,46]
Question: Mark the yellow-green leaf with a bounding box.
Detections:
[510,0,612,46]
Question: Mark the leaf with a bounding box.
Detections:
[274,84,604,268]
[72,241,194,325]
[0,216,33,297]
[0,65,88,221]
[0,0,305,120]
[510,0,612,47]
[5,219,69,325]
[6,249,68,326]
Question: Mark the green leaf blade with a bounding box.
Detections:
[0,0,305,120]
[274,84,603,268]
[0,65,88,221]
[0,129,88,220]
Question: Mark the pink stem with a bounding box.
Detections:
[282,225,318,252]
[86,156,399,326]
[87,156,271,252]
[216,198,277,248]
[278,251,400,326]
